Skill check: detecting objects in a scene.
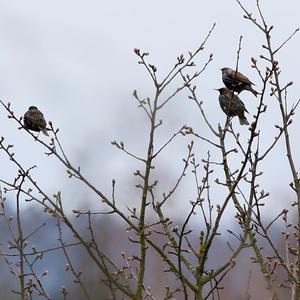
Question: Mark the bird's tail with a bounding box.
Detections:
[239,116,249,126]
[41,128,49,136]
[250,87,259,97]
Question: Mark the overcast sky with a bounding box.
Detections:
[1,1,300,222]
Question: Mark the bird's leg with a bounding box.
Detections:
[224,118,232,131]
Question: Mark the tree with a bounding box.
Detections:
[0,1,299,299]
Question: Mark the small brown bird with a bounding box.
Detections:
[216,87,249,125]
[221,67,259,97]
[23,106,49,136]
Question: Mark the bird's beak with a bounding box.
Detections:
[213,88,219,91]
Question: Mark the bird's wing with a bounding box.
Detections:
[236,98,249,113]
[235,71,253,85]
[27,111,47,127]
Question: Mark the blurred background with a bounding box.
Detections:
[0,0,299,298]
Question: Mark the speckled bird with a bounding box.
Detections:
[221,67,258,97]
[216,87,249,125]
[23,106,49,136]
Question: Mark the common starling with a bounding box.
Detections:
[221,67,259,97]
[216,87,249,125]
[23,106,49,136]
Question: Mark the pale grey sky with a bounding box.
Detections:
[1,1,299,220]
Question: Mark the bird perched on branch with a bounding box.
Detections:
[216,87,249,125]
[221,67,259,97]
[23,106,49,136]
